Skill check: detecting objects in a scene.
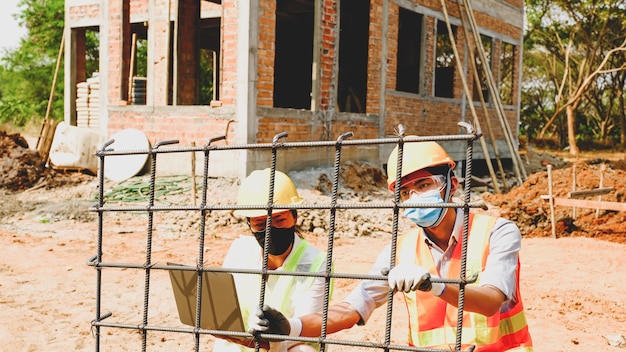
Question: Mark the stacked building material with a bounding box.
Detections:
[131,77,147,105]
[75,81,90,128]
[75,74,101,129]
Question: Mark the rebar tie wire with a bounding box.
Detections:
[89,124,483,352]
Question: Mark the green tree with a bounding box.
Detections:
[523,0,626,153]
[0,0,65,126]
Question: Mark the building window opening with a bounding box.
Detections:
[434,20,456,98]
[472,34,492,103]
[273,0,314,110]
[396,8,423,94]
[337,0,369,113]
[85,29,100,80]
[199,17,221,105]
[499,41,515,105]
[130,22,148,105]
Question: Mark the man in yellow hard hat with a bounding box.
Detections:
[249,141,533,351]
[213,168,331,352]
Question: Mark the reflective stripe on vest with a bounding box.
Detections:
[267,239,329,314]
[223,238,331,352]
[398,213,533,351]
[267,240,330,352]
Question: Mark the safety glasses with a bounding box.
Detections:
[247,211,295,232]
[399,175,446,201]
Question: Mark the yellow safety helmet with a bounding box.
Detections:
[235,168,303,217]
[386,137,456,191]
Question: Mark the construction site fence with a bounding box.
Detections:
[88,122,483,352]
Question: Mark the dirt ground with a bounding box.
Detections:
[1,131,626,352]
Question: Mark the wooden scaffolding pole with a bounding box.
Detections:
[439,0,501,194]
[36,31,65,166]
[457,0,528,183]
[128,33,137,104]
[455,0,509,191]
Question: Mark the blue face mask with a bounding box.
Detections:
[403,190,445,228]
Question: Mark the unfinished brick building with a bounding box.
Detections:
[63,0,524,178]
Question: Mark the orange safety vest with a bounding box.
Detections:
[397,213,533,351]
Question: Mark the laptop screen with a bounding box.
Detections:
[167,263,246,333]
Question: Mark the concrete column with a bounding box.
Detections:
[105,0,130,105]
[97,0,110,135]
[64,26,78,126]
[311,0,321,112]
[236,0,259,177]
[148,0,172,105]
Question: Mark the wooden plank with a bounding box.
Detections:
[37,120,58,166]
[551,197,626,212]
[568,187,615,199]
[547,165,556,238]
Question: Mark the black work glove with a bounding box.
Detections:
[247,305,291,339]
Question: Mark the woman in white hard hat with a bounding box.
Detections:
[213,168,331,352]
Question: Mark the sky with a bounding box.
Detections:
[0,1,27,56]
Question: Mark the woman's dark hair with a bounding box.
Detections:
[247,209,304,238]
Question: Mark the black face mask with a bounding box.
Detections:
[253,226,295,255]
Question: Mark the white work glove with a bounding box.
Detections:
[248,305,302,339]
[388,264,445,296]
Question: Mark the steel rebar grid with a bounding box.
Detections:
[89,138,113,352]
[89,126,483,352]
[193,135,227,351]
[317,131,354,351]
[455,121,476,351]
[385,123,406,352]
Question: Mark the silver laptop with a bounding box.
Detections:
[167,263,246,334]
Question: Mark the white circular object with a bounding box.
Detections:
[103,129,151,182]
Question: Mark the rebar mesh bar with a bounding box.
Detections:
[88,123,483,352]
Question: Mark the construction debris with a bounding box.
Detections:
[0,131,46,191]
[0,131,93,191]
[483,159,626,243]
[2,131,626,244]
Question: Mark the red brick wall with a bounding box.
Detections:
[422,16,438,96]
[383,1,521,139]
[472,11,522,39]
[319,0,337,111]
[366,0,383,115]
[331,119,380,140]
[385,95,464,136]
[150,0,173,105]
[69,4,100,21]
[386,4,399,94]
[257,0,276,108]
[68,0,522,156]
[130,0,148,15]
[107,109,236,147]
[220,0,238,106]
[504,0,523,9]
[255,112,379,143]
[257,116,322,142]
[106,0,130,104]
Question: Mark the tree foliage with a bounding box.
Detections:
[522,0,626,152]
[0,0,65,126]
